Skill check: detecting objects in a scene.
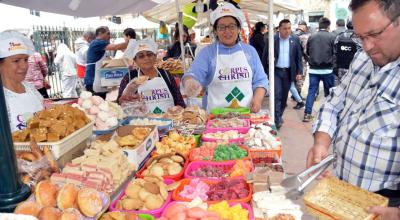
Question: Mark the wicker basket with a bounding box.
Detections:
[304,177,388,220]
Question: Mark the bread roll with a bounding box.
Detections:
[14,201,42,217]
[57,183,78,210]
[77,188,102,217]
[37,206,61,220]
[61,208,84,220]
[35,180,58,207]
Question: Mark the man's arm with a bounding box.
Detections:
[295,38,303,75]
[105,41,128,51]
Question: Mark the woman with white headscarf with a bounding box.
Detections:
[0,31,44,132]
[54,43,78,98]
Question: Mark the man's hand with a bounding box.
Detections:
[296,74,303,81]
[366,206,400,220]
[306,132,332,178]
[250,97,262,113]
[119,93,141,104]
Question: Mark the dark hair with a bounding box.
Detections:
[346,20,354,29]
[279,19,291,27]
[336,19,345,27]
[95,26,109,36]
[319,17,331,29]
[298,20,307,26]
[173,23,189,41]
[254,22,266,33]
[123,28,136,39]
[349,0,400,23]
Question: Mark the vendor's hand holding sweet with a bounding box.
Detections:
[250,88,265,113]
[119,93,142,104]
[366,206,400,220]
[306,132,332,178]
[184,77,202,97]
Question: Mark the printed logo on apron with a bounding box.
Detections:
[137,69,174,114]
[207,43,254,111]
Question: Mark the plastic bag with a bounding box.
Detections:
[120,76,149,117]
[17,156,51,188]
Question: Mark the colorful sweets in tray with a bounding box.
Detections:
[191,144,247,161]
[189,160,252,178]
[155,132,195,156]
[209,201,249,220]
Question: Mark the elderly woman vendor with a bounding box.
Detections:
[0,31,44,132]
[117,39,185,113]
[182,2,268,112]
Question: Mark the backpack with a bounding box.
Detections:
[335,31,358,69]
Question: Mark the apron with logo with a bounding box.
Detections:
[5,85,43,132]
[137,69,174,114]
[207,43,253,112]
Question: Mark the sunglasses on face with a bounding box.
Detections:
[136,52,155,59]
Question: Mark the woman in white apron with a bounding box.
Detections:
[181,2,269,113]
[0,31,44,132]
[117,39,185,114]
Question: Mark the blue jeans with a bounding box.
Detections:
[290,82,302,103]
[305,73,335,114]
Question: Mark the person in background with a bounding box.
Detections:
[118,39,185,112]
[0,31,44,132]
[183,3,268,113]
[303,17,335,122]
[189,29,196,43]
[54,43,78,98]
[166,24,195,59]
[294,21,310,97]
[249,21,266,61]
[114,28,136,59]
[84,26,128,99]
[307,0,400,218]
[332,18,346,37]
[262,19,303,128]
[332,20,360,85]
[25,52,49,98]
[75,29,95,94]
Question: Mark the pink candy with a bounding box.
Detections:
[91,95,104,106]
[179,178,210,201]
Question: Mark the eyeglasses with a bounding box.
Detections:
[217,24,238,32]
[136,52,155,59]
[351,21,392,45]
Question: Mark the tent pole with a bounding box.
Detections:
[268,0,275,124]
[175,0,186,72]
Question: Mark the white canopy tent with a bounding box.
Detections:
[120,15,160,30]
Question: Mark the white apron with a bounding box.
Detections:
[92,53,108,93]
[137,69,174,114]
[207,43,253,112]
[5,84,43,132]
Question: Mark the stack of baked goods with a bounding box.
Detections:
[115,126,153,149]
[155,132,195,156]
[12,104,90,142]
[139,153,186,178]
[14,180,107,219]
[50,139,135,194]
[113,176,178,211]
[100,211,139,220]
[156,58,183,72]
[16,141,58,188]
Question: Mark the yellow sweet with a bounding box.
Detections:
[208,201,249,220]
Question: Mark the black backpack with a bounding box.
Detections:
[335,31,358,69]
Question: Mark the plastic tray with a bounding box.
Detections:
[14,121,94,159]
[210,107,250,115]
[136,154,189,181]
[188,145,251,162]
[206,119,250,133]
[184,160,254,180]
[160,201,254,220]
[121,117,173,135]
[201,130,247,143]
[172,178,252,204]
[109,179,173,218]
[93,124,119,136]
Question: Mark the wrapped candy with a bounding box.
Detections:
[81,99,93,109]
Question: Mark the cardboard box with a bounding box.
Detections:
[116,125,159,170]
[100,58,129,87]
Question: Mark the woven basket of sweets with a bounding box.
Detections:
[304,177,388,220]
